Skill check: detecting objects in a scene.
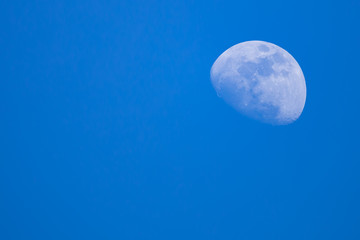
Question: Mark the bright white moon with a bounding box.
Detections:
[210,41,306,125]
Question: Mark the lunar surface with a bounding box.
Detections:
[210,41,306,125]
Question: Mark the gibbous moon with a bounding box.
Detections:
[210,41,306,125]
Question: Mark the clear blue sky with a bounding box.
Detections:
[1,0,360,239]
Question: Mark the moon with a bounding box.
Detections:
[210,41,306,125]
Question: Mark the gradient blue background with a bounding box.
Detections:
[1,0,360,239]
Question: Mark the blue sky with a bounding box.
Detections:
[1,0,360,239]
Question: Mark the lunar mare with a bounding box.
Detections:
[210,41,306,125]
